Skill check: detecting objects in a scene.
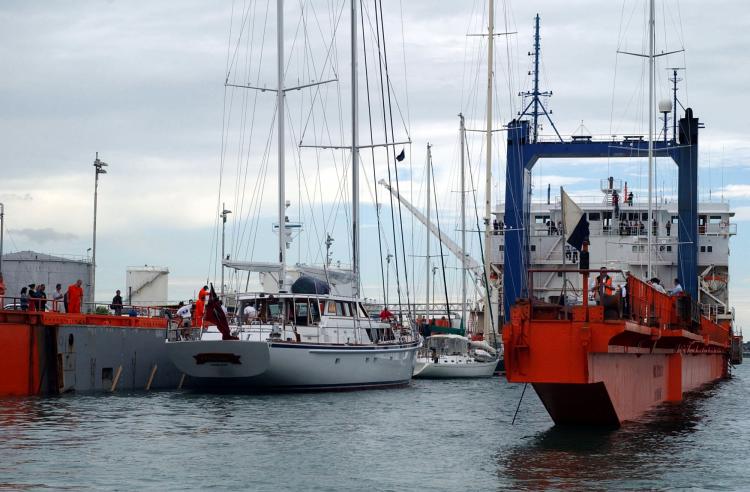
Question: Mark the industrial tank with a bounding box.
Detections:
[126,266,169,306]
[0,251,93,308]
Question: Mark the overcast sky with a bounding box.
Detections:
[1,1,749,325]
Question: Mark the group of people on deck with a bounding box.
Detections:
[175,285,210,328]
[0,274,85,313]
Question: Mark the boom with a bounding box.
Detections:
[377,179,484,294]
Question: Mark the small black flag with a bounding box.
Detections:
[396,149,405,162]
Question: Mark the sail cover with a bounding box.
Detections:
[291,276,331,295]
[561,187,589,251]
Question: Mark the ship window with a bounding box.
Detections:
[589,212,601,221]
[327,301,337,314]
[641,213,648,221]
[707,246,713,252]
[294,300,310,326]
[359,304,369,318]
[671,216,678,224]
[499,245,504,252]
[530,245,536,252]
[534,215,550,224]
[700,246,706,253]
[710,216,721,224]
[336,301,351,317]
[667,246,672,252]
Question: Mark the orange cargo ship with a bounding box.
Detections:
[503,267,739,427]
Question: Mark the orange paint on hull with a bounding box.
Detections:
[0,324,41,396]
[504,275,733,426]
[0,309,169,397]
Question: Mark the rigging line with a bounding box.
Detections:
[231,0,273,258]
[360,0,387,303]
[430,154,452,320]
[378,0,413,318]
[373,0,403,313]
[285,96,328,265]
[225,0,255,82]
[608,0,627,174]
[511,383,528,425]
[297,0,347,143]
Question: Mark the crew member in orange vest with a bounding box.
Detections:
[66,279,84,314]
[594,267,614,304]
[194,285,209,327]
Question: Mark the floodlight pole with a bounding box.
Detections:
[92,152,108,311]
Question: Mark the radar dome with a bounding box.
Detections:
[658,99,673,113]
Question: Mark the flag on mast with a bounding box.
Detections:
[561,187,589,251]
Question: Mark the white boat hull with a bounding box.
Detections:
[412,358,497,378]
[166,339,419,390]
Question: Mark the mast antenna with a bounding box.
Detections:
[518,14,562,143]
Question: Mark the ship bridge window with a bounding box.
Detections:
[589,212,601,221]
[641,212,648,221]
[534,215,550,224]
[530,244,536,252]
[335,301,351,317]
[294,299,310,326]
[710,216,722,224]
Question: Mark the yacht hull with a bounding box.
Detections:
[166,340,419,390]
[412,359,497,378]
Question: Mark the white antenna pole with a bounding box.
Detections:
[426,143,432,323]
[277,0,286,291]
[647,0,654,280]
[460,114,468,331]
[351,0,360,298]
[483,0,495,338]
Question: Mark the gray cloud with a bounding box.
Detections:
[10,228,78,243]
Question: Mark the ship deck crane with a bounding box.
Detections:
[377,179,485,297]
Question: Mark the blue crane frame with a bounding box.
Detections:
[503,108,700,321]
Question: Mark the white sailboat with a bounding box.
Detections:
[166,0,420,390]
[412,117,498,379]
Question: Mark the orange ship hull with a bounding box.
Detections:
[503,274,732,427]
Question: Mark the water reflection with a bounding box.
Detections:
[497,385,714,490]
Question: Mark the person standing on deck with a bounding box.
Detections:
[66,279,84,314]
[20,286,29,311]
[38,284,47,311]
[594,268,614,304]
[194,285,209,327]
[52,283,64,312]
[111,290,123,316]
[669,279,683,296]
[27,284,38,311]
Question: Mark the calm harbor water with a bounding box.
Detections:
[1,364,748,491]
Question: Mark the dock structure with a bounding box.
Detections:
[0,310,182,396]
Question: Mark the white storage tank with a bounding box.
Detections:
[126,266,169,306]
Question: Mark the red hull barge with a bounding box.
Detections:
[503,272,735,427]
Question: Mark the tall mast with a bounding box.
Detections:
[531,14,541,143]
[277,0,286,291]
[647,0,654,279]
[426,143,432,323]
[351,0,360,297]
[483,0,494,338]
[460,115,467,329]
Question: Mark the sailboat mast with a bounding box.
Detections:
[460,114,467,330]
[351,0,360,297]
[647,0,654,279]
[483,0,494,337]
[277,0,286,291]
[426,143,432,323]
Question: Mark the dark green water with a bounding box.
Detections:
[1,364,748,491]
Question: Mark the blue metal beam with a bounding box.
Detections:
[503,109,699,321]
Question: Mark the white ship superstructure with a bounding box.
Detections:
[490,178,736,323]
